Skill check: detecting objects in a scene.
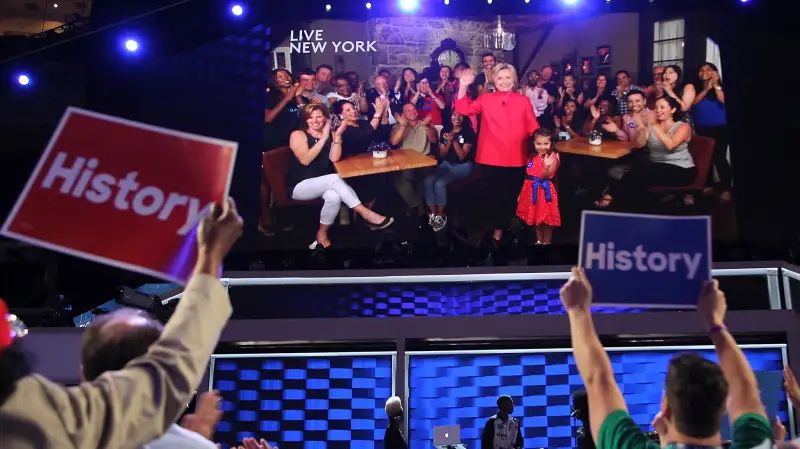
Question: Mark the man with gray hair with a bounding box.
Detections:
[81,308,220,448]
[384,396,408,449]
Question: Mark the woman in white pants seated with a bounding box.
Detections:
[287,104,394,248]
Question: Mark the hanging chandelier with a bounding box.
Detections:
[483,16,516,51]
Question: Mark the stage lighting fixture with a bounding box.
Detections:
[53,3,58,7]
[487,0,492,4]
[366,2,371,8]
[124,39,139,52]
[325,4,331,10]
[231,4,243,15]
[398,0,419,13]
[17,74,31,86]
[525,0,530,3]
[563,0,578,5]
[444,0,449,4]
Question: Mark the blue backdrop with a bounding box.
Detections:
[212,354,394,449]
[408,346,787,449]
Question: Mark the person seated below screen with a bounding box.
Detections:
[390,103,438,217]
[481,395,523,449]
[423,112,476,232]
[559,267,772,449]
[286,104,394,249]
[384,396,408,449]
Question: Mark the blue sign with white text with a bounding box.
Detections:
[578,211,711,308]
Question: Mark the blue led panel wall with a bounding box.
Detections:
[211,353,394,449]
[408,346,787,449]
[229,280,647,319]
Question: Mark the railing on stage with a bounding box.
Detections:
[214,261,787,314]
[782,263,800,310]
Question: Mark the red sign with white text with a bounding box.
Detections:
[1,107,237,284]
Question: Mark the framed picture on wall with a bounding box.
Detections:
[581,57,593,76]
[596,45,612,67]
[562,58,576,75]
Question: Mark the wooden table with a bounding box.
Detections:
[334,148,437,178]
[556,137,633,159]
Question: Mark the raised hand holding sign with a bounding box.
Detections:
[1,107,237,284]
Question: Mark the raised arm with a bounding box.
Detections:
[560,268,629,445]
[455,71,484,117]
[63,199,242,449]
[699,280,766,422]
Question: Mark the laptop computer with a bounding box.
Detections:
[433,425,461,447]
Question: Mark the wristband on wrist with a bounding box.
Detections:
[709,324,727,334]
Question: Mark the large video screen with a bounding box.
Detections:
[0,4,741,256]
[210,352,395,449]
[408,345,788,449]
[248,9,737,250]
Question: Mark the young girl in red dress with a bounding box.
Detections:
[516,128,561,244]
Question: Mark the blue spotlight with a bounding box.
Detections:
[231,4,243,15]
[124,39,139,52]
[563,0,578,5]
[365,2,371,8]
[398,0,419,13]
[17,74,31,86]
[325,4,331,10]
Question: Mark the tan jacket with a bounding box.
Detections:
[0,274,231,449]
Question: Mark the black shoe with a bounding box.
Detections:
[366,217,395,231]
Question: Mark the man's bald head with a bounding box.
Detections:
[81,308,164,381]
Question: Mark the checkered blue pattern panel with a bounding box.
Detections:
[212,354,394,449]
[229,280,647,319]
[408,347,787,449]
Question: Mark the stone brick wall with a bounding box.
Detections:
[368,17,503,76]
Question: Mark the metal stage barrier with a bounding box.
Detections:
[216,261,788,310]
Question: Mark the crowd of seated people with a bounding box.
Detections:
[262,54,731,246]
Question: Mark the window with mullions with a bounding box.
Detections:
[653,18,685,69]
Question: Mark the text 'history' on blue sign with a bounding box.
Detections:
[578,211,712,309]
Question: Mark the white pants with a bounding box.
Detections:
[292,173,361,225]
